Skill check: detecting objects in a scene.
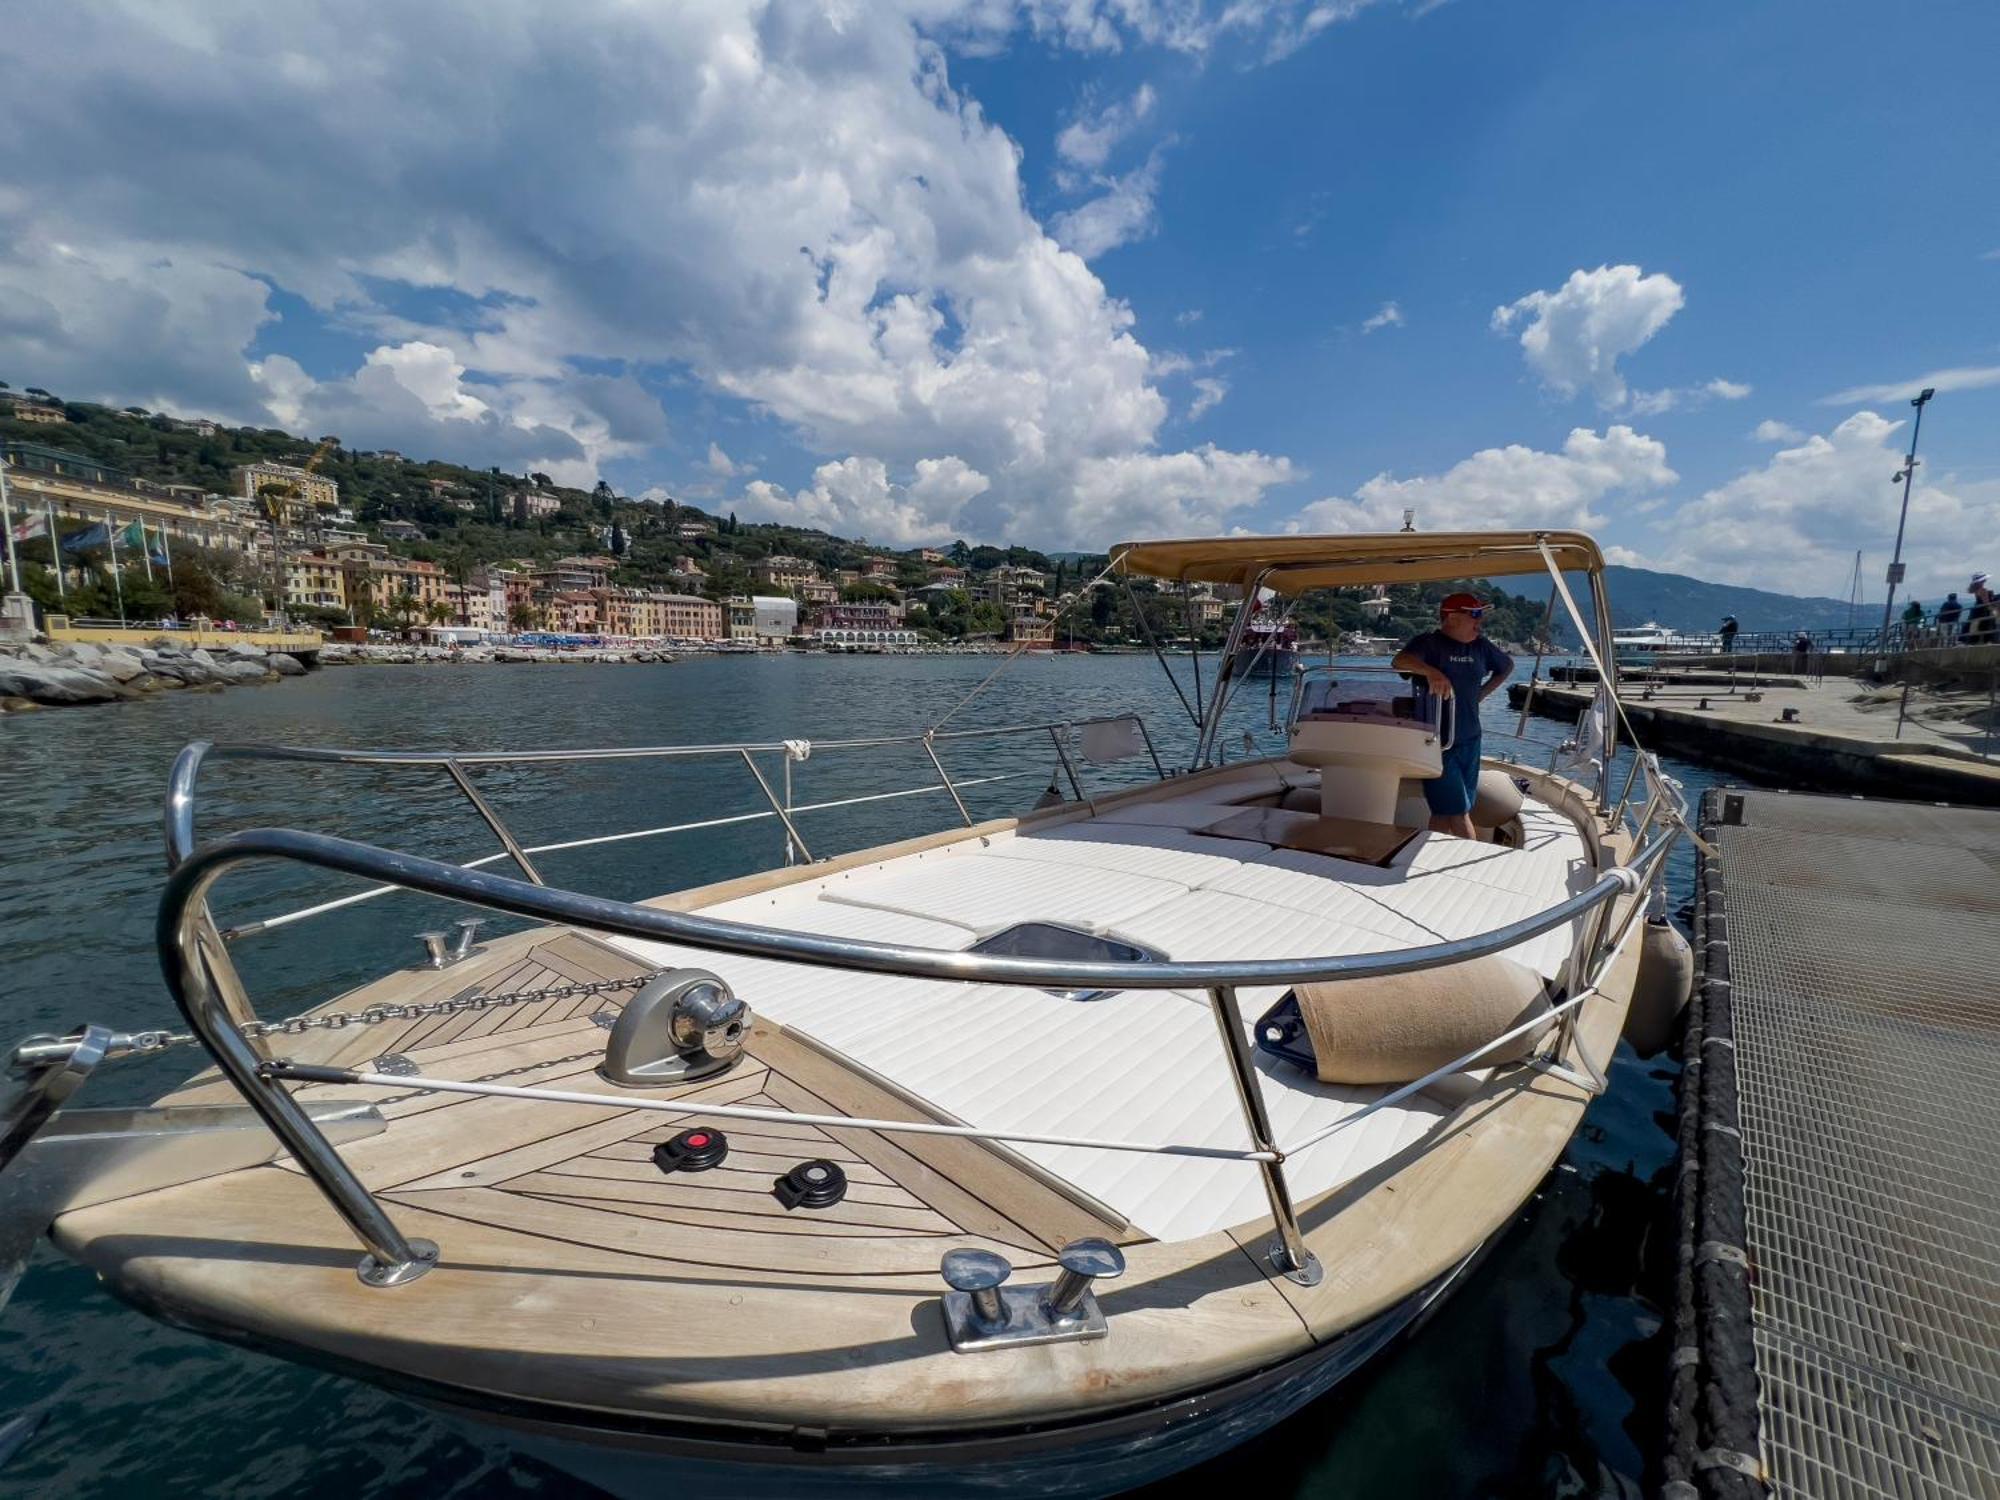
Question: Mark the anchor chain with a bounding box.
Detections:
[10,975,652,1073]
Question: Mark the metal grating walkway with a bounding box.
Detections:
[1679,789,2000,1499]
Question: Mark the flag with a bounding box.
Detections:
[9,513,46,543]
[119,521,147,549]
[61,522,111,552]
[150,548,171,568]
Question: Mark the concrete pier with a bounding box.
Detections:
[1667,788,2000,1499]
[1509,676,2000,804]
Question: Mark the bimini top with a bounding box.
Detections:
[1111,529,1604,594]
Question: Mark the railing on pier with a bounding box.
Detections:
[30,719,1681,1295]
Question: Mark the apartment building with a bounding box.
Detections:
[752,554,819,592]
[283,551,347,612]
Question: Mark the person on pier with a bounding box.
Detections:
[1392,593,1513,840]
[1937,592,1963,640]
[1966,574,1997,647]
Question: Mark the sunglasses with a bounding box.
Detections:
[1446,606,1487,618]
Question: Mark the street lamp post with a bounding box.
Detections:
[1878,386,1935,650]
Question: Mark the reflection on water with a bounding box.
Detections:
[0,654,1715,1497]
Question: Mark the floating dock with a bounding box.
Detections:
[1668,788,2000,1498]
[1508,677,2000,805]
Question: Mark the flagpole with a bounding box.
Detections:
[105,510,127,626]
[44,501,65,604]
[0,452,21,594]
[137,520,155,582]
[160,521,175,594]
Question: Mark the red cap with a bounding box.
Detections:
[1439,592,1485,615]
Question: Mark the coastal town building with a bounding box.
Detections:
[1008,614,1056,646]
[985,565,1046,614]
[801,578,840,608]
[674,517,716,540]
[511,489,561,522]
[809,601,910,646]
[535,555,616,593]
[7,401,67,425]
[926,565,966,586]
[751,595,799,643]
[341,555,448,616]
[918,548,947,564]
[378,519,425,542]
[283,552,348,613]
[2,442,260,556]
[753,555,819,592]
[860,556,898,581]
[546,591,601,634]
[725,596,757,643]
[236,461,339,518]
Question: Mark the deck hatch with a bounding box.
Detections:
[963,922,1165,1002]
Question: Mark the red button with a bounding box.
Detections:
[687,1133,710,1147]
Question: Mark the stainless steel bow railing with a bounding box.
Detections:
[166,715,1165,939]
[152,744,1681,1292]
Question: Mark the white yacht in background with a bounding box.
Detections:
[5,530,1689,1499]
[1611,621,1720,658]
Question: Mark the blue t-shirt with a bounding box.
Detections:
[1403,630,1512,740]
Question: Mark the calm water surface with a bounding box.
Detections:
[0,654,1712,1498]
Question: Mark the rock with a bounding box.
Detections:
[223,643,267,662]
[18,643,60,664]
[96,649,148,683]
[190,647,217,667]
[0,664,124,704]
[211,658,275,684]
[267,652,307,676]
[1,695,39,712]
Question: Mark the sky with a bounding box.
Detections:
[2,0,1997,601]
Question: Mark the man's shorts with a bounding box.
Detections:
[1422,734,1483,817]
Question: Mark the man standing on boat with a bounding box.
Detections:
[1393,593,1513,839]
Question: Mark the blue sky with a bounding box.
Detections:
[2,1,1997,600]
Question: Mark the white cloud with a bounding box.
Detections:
[1360,300,1404,333]
[1818,364,2000,405]
[705,442,743,478]
[1293,425,1675,533]
[1491,265,1685,407]
[1651,411,2000,598]
[1055,83,1155,170]
[1051,149,1167,259]
[0,2,1299,548]
[738,454,992,546]
[1067,444,1298,541]
[1174,308,1203,325]
[1187,376,1227,418]
[1626,375,1751,416]
[1752,418,1805,443]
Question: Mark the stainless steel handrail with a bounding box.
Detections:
[157,818,1670,1288]
[164,713,1162,872]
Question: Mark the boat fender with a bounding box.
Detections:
[1273,955,1554,1085]
[1624,916,1694,1058]
[1471,769,1524,828]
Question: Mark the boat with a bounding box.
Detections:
[1229,611,1297,677]
[4,529,1689,1499]
[1610,620,1720,662]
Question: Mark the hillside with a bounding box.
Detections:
[1599,566,1860,635]
[3,384,1846,643]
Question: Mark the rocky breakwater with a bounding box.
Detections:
[318,643,675,666]
[0,640,309,712]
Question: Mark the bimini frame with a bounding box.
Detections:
[1110,529,1621,796]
